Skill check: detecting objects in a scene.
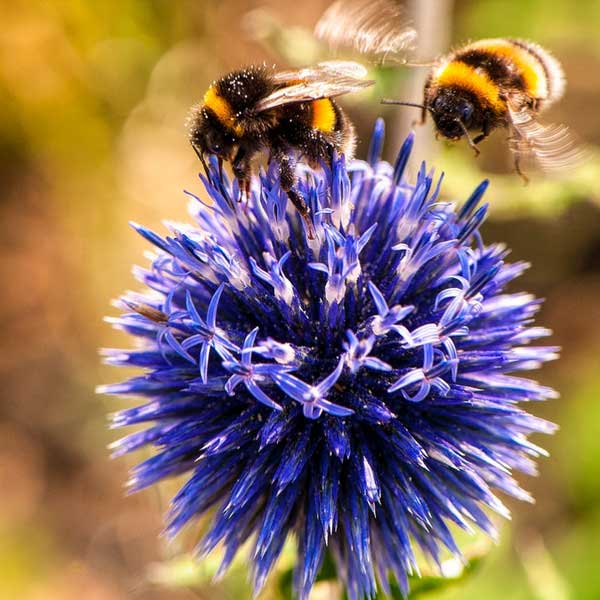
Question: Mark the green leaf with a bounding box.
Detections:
[277,551,486,599]
[277,551,339,599]
[403,556,484,599]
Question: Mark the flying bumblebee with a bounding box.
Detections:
[188,61,373,234]
[315,0,586,179]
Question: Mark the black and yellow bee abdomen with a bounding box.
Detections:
[272,96,355,162]
[277,97,339,134]
[310,98,337,133]
[309,98,356,159]
[505,39,565,105]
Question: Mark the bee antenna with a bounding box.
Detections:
[191,143,234,206]
[455,119,481,157]
[191,143,211,180]
[381,99,434,114]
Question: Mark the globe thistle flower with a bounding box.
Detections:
[102,119,558,600]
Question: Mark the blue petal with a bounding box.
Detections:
[207,283,225,329]
[367,281,389,316]
[316,357,345,395]
[245,379,282,411]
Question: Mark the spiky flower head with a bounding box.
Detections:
[102,120,558,600]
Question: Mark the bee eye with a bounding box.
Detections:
[460,104,474,123]
[433,97,445,112]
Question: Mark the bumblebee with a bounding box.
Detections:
[188,61,372,234]
[316,0,585,178]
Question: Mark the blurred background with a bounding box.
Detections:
[1,1,599,598]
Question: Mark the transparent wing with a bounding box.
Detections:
[255,62,373,113]
[314,0,417,64]
[507,100,588,174]
[270,60,368,83]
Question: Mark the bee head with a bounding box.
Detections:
[429,91,475,140]
[189,107,237,161]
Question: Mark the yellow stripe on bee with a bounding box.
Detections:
[467,39,548,99]
[203,85,244,136]
[311,98,336,133]
[435,61,505,112]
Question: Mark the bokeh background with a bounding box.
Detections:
[2,1,599,598]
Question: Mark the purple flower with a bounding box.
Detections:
[101,119,558,600]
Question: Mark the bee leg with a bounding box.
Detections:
[456,120,481,157]
[513,154,530,185]
[466,137,481,157]
[507,128,530,185]
[243,179,251,204]
[232,147,251,203]
[288,188,315,239]
[277,152,315,239]
[234,175,251,204]
[473,121,491,145]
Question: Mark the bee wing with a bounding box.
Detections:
[255,63,373,113]
[507,101,588,173]
[314,0,417,64]
[270,60,369,83]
